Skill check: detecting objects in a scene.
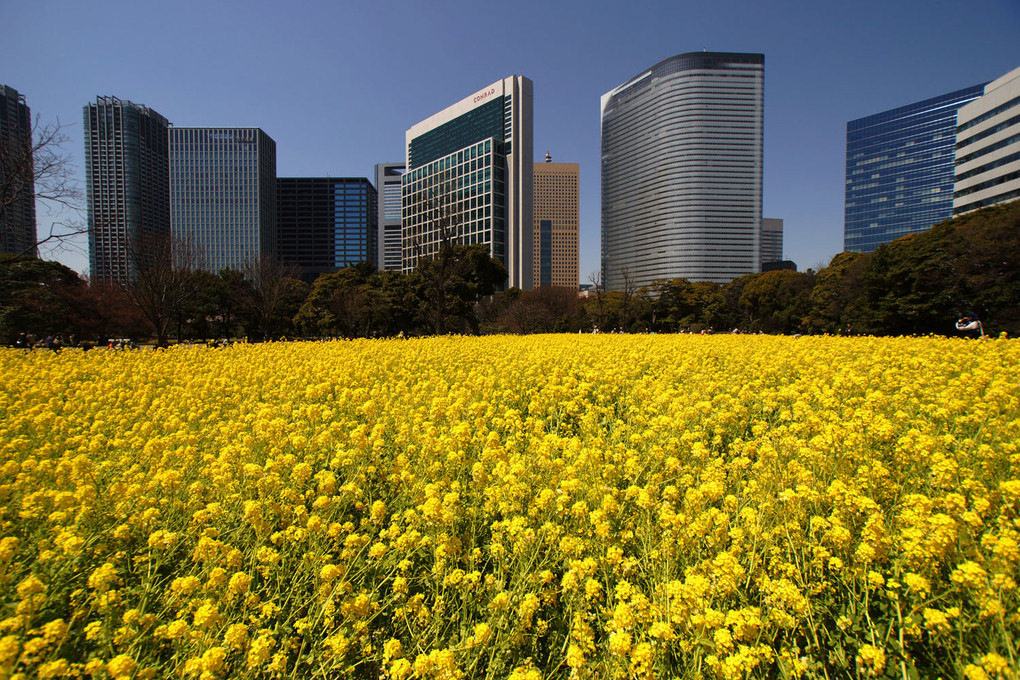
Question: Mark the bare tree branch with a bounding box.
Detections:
[0,116,85,263]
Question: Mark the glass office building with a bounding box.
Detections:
[761,218,783,265]
[277,177,377,282]
[84,96,171,284]
[1,84,37,257]
[375,163,404,271]
[601,52,764,288]
[844,84,985,252]
[402,76,533,289]
[169,127,277,272]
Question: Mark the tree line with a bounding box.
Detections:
[2,201,1018,345]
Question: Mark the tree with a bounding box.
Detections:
[410,243,507,335]
[738,269,815,333]
[402,166,509,334]
[295,262,388,338]
[70,279,148,344]
[202,269,252,339]
[808,251,869,333]
[121,234,205,347]
[649,278,725,332]
[497,286,584,334]
[244,256,308,340]
[587,271,607,331]
[0,254,84,343]
[0,117,85,262]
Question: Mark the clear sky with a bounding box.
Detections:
[3,0,1018,280]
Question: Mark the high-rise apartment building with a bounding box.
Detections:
[0,84,37,257]
[533,153,578,288]
[169,127,277,272]
[601,52,764,288]
[954,65,1020,215]
[84,96,170,284]
[277,177,377,282]
[761,218,783,265]
[375,162,404,271]
[844,84,985,252]
[402,76,533,289]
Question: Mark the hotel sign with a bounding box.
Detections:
[473,87,497,104]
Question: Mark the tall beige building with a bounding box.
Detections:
[533,154,578,288]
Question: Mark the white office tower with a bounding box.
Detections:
[954,65,1020,215]
[402,76,534,289]
[601,53,764,288]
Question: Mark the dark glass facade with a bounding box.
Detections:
[84,96,170,284]
[844,84,985,252]
[277,177,377,282]
[0,85,37,257]
[407,98,505,170]
[538,219,552,287]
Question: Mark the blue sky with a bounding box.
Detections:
[3,0,1018,280]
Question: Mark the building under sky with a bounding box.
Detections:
[84,96,170,284]
[0,84,37,258]
[954,65,1020,215]
[761,218,783,265]
[169,127,277,272]
[533,153,578,288]
[402,75,533,289]
[375,162,404,271]
[601,52,764,289]
[277,177,377,282]
[843,84,985,253]
[5,3,1017,279]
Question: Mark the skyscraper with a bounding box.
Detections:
[601,52,764,289]
[954,65,1020,215]
[533,153,578,288]
[84,96,170,284]
[277,177,377,282]
[169,127,277,272]
[760,218,783,265]
[0,84,37,257]
[375,162,404,271]
[844,84,985,252]
[402,76,533,289]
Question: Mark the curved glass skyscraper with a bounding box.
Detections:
[601,52,764,288]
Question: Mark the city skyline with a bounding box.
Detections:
[2,0,1018,280]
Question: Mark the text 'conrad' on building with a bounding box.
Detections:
[402,76,533,290]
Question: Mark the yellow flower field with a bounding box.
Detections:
[1,335,1018,679]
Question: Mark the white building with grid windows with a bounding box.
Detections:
[402,76,533,289]
[954,66,1020,215]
